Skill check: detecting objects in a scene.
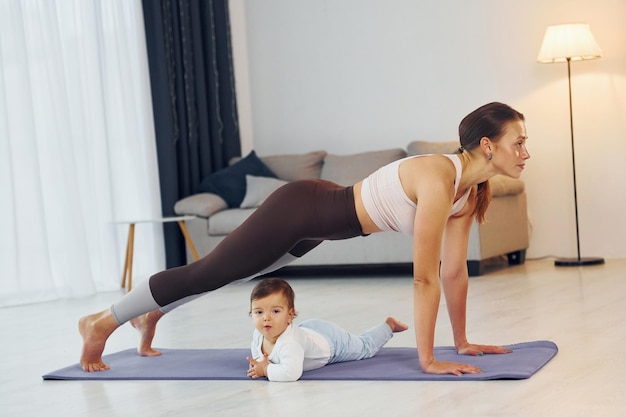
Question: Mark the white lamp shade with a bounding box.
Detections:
[537,23,602,63]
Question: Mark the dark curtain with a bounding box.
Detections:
[142,0,241,268]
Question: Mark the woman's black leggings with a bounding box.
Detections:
[149,180,366,307]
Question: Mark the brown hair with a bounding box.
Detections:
[249,278,297,317]
[458,102,525,223]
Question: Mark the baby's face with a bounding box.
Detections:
[250,292,294,343]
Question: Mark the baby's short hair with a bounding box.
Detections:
[249,278,297,317]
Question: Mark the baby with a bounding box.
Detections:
[246,277,408,381]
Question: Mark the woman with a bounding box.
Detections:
[79,101,530,375]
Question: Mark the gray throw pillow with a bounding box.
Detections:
[321,148,407,186]
[260,150,327,181]
[406,141,459,156]
[240,175,289,208]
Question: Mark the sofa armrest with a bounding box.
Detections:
[489,175,525,197]
[174,193,228,218]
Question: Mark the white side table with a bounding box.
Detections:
[115,215,200,291]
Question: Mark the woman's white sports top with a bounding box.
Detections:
[360,154,471,236]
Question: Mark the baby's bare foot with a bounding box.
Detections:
[130,310,164,357]
[386,317,409,333]
[78,310,119,372]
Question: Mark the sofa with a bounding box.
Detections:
[174,141,529,276]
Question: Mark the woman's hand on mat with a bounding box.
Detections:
[246,355,269,379]
[457,342,512,357]
[422,359,482,376]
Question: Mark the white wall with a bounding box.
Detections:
[230,0,626,260]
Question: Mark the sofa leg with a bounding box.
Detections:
[507,250,526,265]
[467,260,483,277]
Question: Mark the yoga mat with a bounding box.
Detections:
[43,340,557,381]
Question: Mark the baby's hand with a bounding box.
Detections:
[246,354,269,379]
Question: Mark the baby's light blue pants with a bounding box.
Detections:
[299,319,393,364]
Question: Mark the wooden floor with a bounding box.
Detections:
[2,258,625,416]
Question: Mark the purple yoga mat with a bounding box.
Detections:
[43,340,557,381]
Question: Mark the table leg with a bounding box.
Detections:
[121,223,136,291]
[178,220,199,262]
[121,225,131,289]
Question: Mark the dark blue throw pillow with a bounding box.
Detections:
[196,151,277,208]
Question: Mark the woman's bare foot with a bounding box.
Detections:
[78,309,120,372]
[386,317,409,333]
[130,310,165,356]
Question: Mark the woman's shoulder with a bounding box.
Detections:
[394,154,458,204]
[399,154,458,182]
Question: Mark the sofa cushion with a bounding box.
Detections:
[407,141,459,156]
[208,208,256,236]
[240,175,289,208]
[174,193,228,217]
[321,148,407,186]
[260,151,327,181]
[196,151,277,208]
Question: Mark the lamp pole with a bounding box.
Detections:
[566,57,582,263]
[554,57,604,267]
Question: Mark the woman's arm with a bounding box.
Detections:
[411,177,481,376]
[440,207,474,350]
[407,156,484,376]
[411,178,450,371]
[441,196,512,357]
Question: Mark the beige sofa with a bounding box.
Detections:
[174,141,529,276]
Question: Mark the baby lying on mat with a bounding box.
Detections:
[246,278,408,382]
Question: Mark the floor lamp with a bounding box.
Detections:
[537,23,605,267]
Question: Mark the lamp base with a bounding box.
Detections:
[554,257,605,267]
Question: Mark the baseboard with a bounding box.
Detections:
[268,252,526,279]
[269,263,413,277]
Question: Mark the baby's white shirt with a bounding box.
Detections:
[251,324,331,382]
